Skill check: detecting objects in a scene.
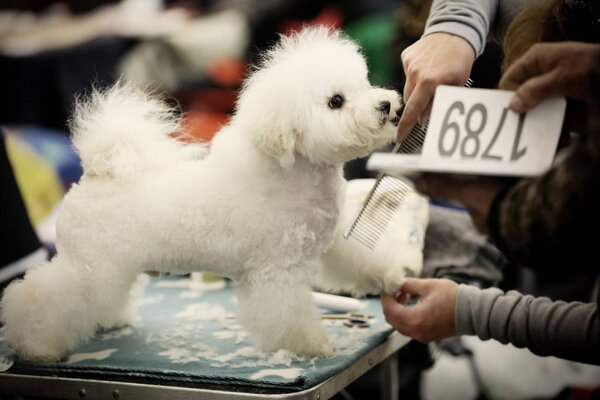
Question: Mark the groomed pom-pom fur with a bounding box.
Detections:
[70,82,207,179]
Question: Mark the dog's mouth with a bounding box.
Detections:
[382,112,400,127]
[378,106,402,127]
[378,114,389,127]
[389,105,404,127]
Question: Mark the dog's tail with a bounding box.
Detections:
[70,82,207,180]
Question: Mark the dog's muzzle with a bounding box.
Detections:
[377,101,391,126]
[389,103,404,127]
[377,101,391,115]
[377,101,402,127]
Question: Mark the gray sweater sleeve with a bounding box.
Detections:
[422,0,530,57]
[423,0,498,57]
[455,284,600,365]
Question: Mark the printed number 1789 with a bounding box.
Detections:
[437,101,527,162]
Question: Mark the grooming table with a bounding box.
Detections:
[0,275,410,399]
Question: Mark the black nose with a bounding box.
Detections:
[377,101,391,115]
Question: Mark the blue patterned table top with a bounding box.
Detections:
[0,275,395,393]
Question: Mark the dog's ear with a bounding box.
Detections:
[252,116,297,168]
[234,72,297,168]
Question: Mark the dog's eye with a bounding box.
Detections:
[328,94,344,109]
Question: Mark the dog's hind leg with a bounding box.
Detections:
[96,273,148,331]
[1,254,140,362]
[236,271,333,358]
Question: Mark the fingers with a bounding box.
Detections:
[499,55,538,92]
[499,42,553,88]
[419,98,434,126]
[500,42,600,112]
[414,175,464,200]
[380,292,400,309]
[381,279,459,343]
[402,70,416,105]
[381,279,434,343]
[380,278,428,318]
[499,44,550,113]
[397,83,436,140]
[395,290,410,305]
[509,70,565,113]
[397,33,474,142]
[380,293,412,322]
[399,277,429,295]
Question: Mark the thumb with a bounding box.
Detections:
[400,278,429,296]
[380,292,414,322]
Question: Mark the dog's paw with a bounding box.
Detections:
[15,345,64,363]
[382,268,407,297]
[260,321,333,359]
[285,330,333,359]
[295,340,333,359]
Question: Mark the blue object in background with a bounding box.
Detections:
[5,125,82,189]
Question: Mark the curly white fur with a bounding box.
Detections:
[315,179,429,298]
[1,27,402,362]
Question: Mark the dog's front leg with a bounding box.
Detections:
[235,271,333,358]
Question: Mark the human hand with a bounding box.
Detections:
[397,32,475,141]
[414,174,509,233]
[499,42,600,113]
[381,278,458,343]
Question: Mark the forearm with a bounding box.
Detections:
[456,284,600,365]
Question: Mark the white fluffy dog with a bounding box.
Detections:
[1,27,403,362]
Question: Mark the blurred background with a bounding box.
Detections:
[0,2,419,398]
[0,0,504,247]
[0,1,516,399]
[0,0,408,243]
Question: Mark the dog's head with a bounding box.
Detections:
[233,27,401,167]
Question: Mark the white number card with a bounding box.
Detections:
[367,85,567,177]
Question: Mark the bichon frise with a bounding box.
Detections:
[1,27,403,362]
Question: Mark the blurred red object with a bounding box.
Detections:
[208,58,247,88]
[178,110,229,143]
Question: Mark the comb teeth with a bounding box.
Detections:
[344,174,411,249]
[344,78,473,249]
[398,123,427,154]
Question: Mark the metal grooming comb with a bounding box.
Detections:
[344,78,473,249]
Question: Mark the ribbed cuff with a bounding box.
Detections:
[455,284,479,336]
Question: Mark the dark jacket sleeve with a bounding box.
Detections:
[487,55,600,276]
